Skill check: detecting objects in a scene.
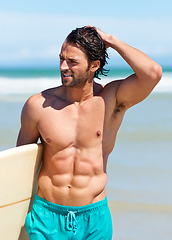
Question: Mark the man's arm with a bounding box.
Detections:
[16,95,40,146]
[95,26,162,109]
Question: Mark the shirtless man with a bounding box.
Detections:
[17,26,162,240]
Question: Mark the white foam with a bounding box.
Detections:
[0,72,171,95]
[153,72,172,93]
[0,77,61,94]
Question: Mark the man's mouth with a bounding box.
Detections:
[62,73,72,78]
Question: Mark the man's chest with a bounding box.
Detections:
[38,99,105,149]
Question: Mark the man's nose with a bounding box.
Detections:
[60,60,69,71]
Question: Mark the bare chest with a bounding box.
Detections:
[38,98,105,149]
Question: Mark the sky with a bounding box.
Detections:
[0,0,172,68]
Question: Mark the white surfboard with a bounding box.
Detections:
[0,143,43,240]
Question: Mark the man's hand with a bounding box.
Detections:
[87,25,111,49]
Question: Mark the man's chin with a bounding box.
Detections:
[61,77,87,88]
[62,80,75,88]
[62,78,77,87]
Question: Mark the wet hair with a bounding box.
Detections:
[66,26,109,79]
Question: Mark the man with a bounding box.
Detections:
[17,26,162,240]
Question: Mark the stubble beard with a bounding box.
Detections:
[61,71,89,88]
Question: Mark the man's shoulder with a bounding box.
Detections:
[26,92,43,106]
[42,86,63,99]
[104,79,121,90]
[97,79,122,98]
[21,93,43,118]
[27,86,62,102]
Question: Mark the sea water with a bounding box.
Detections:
[0,68,172,239]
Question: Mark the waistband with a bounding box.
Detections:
[33,194,108,215]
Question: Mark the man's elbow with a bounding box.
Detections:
[150,63,162,84]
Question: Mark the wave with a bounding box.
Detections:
[0,72,171,95]
[0,77,60,95]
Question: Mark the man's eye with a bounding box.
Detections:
[70,60,77,64]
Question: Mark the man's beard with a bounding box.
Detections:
[61,72,89,88]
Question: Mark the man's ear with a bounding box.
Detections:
[90,60,100,73]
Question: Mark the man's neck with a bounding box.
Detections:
[64,81,94,105]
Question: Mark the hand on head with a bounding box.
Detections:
[86,25,110,49]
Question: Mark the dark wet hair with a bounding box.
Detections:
[66,26,109,79]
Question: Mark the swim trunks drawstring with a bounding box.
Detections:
[66,211,78,233]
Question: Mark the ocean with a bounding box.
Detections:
[0,67,172,239]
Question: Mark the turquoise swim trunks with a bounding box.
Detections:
[25,195,113,240]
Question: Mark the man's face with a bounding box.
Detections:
[59,41,91,88]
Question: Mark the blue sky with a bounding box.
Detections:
[0,0,171,68]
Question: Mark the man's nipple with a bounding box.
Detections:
[46,138,51,143]
[97,130,101,137]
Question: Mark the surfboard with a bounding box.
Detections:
[0,143,43,240]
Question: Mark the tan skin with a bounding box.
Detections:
[17,27,162,206]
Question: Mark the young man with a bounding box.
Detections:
[17,26,162,239]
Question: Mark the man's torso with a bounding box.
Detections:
[33,82,125,206]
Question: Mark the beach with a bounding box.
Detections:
[0,67,172,239]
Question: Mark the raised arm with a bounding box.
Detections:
[16,95,40,146]
[94,26,162,109]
